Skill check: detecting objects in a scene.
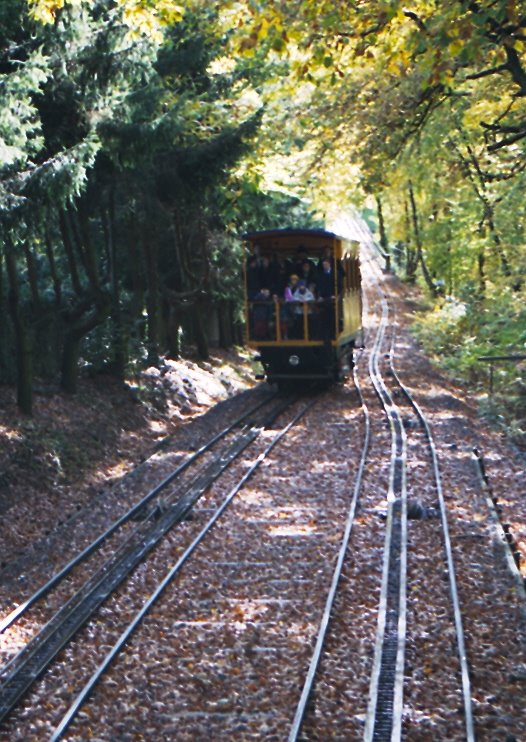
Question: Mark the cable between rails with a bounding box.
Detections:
[363,277,408,742]
[368,245,473,741]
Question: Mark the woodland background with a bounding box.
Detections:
[1,0,525,432]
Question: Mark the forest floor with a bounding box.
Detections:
[0,348,257,571]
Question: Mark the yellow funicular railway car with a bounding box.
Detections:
[243,228,362,388]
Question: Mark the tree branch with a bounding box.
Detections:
[487,128,526,151]
[403,10,428,35]
[465,63,509,80]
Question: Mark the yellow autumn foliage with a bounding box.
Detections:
[27,0,184,36]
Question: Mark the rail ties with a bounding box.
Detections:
[0,424,263,720]
[288,361,371,742]
[49,395,318,742]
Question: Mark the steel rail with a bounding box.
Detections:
[287,337,372,740]
[361,247,474,740]
[50,397,319,741]
[472,449,526,609]
[0,395,291,724]
[371,237,475,742]
[363,261,408,742]
[0,392,278,635]
[389,350,476,741]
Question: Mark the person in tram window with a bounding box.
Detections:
[269,253,289,295]
[246,256,261,300]
[250,242,263,267]
[317,245,332,270]
[307,281,321,339]
[317,257,340,340]
[317,257,336,299]
[300,259,317,291]
[252,287,274,340]
[283,274,301,338]
[258,255,274,293]
[284,273,300,301]
[291,280,315,339]
[317,247,344,286]
[293,245,315,276]
[292,280,314,315]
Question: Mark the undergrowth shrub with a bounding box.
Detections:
[412,288,526,442]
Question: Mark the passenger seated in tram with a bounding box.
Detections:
[251,287,275,340]
[290,280,315,339]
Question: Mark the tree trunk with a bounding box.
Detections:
[456,137,512,279]
[60,298,110,393]
[45,225,62,307]
[143,229,161,367]
[484,206,511,277]
[408,182,438,296]
[218,301,234,349]
[0,247,7,382]
[5,239,33,414]
[104,198,126,380]
[165,302,181,359]
[193,301,209,360]
[375,195,391,271]
[14,323,33,414]
[59,209,83,296]
[127,215,146,338]
[23,243,41,307]
[477,248,486,301]
[75,205,101,292]
[61,334,81,393]
[404,197,418,283]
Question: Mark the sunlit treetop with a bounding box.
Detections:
[27,0,185,40]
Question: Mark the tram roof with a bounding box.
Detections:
[242,228,341,241]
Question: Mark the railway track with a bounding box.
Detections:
[289,233,475,741]
[0,391,278,637]
[365,253,475,742]
[0,390,306,731]
[361,239,473,740]
[3,379,366,739]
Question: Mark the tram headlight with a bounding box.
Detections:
[288,354,300,366]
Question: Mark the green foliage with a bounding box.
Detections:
[413,287,526,385]
[3,0,524,425]
[222,176,323,234]
[1,0,315,405]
